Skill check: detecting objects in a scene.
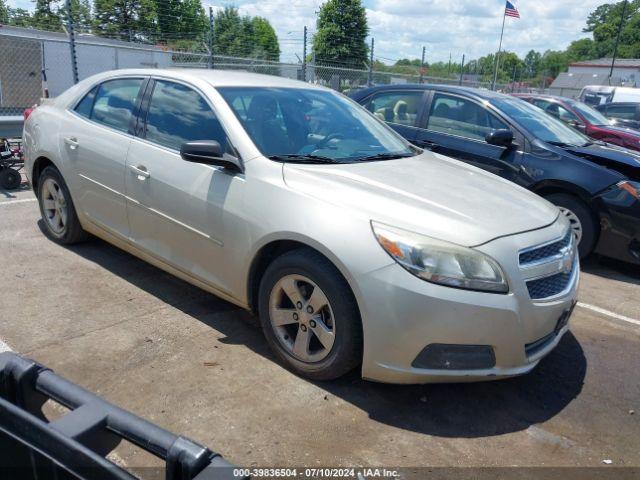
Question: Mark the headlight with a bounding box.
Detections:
[618,181,639,200]
[372,222,509,293]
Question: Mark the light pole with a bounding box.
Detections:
[609,0,629,82]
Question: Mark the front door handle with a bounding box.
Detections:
[64,137,79,149]
[130,165,150,180]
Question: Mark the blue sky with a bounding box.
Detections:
[8,0,607,64]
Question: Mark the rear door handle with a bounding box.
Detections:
[130,165,150,180]
[64,137,79,149]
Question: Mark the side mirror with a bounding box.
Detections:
[485,129,514,148]
[180,140,242,172]
[569,120,586,132]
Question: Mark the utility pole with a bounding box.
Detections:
[609,0,628,82]
[302,26,308,82]
[447,52,452,77]
[66,0,79,84]
[208,7,215,69]
[512,63,518,92]
[459,54,465,85]
[368,38,374,87]
[419,46,426,84]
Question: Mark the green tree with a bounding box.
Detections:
[93,0,157,41]
[32,0,62,31]
[154,0,207,42]
[584,1,640,58]
[8,8,33,27]
[251,16,280,61]
[213,6,252,57]
[59,0,92,32]
[313,0,369,67]
[523,50,542,78]
[540,50,569,77]
[0,0,9,24]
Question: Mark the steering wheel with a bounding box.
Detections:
[316,133,345,149]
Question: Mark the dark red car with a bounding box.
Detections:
[514,94,640,152]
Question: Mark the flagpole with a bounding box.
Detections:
[492,10,507,91]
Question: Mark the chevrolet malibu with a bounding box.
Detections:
[23,70,579,384]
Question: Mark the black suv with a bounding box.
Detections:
[349,85,640,264]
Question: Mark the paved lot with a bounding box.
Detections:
[1,187,639,470]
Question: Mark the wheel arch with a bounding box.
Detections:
[532,179,602,250]
[530,179,595,206]
[31,156,59,195]
[246,235,363,319]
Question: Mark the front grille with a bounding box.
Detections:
[526,264,575,300]
[519,230,573,266]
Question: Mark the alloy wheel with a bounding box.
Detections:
[42,178,68,235]
[268,274,336,363]
[559,206,583,245]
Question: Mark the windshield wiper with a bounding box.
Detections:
[355,152,415,162]
[268,154,342,164]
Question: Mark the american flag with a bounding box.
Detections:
[505,1,520,18]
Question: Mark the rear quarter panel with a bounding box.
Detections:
[23,105,65,187]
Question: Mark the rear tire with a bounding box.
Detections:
[258,248,362,381]
[37,166,88,245]
[545,193,597,259]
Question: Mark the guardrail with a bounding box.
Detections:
[0,352,244,480]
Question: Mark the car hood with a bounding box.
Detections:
[597,124,640,137]
[559,142,640,180]
[282,152,559,247]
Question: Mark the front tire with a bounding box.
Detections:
[546,193,597,259]
[258,248,362,381]
[37,166,88,245]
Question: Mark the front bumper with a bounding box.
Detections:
[594,186,640,265]
[355,219,579,384]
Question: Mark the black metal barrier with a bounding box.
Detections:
[0,352,246,480]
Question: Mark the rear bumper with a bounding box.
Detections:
[355,220,579,384]
[594,186,640,265]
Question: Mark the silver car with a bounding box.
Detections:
[23,69,579,384]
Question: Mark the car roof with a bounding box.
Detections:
[514,93,574,103]
[349,84,508,101]
[85,68,326,90]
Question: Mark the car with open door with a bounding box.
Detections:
[513,94,640,152]
[350,85,640,265]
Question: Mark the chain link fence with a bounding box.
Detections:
[0,26,516,121]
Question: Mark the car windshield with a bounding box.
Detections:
[217,87,416,163]
[491,97,591,147]
[566,99,611,126]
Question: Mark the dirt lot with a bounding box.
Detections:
[1,186,640,471]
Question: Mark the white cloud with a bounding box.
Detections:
[8,0,607,64]
[367,0,605,63]
[206,0,606,64]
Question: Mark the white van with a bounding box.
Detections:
[579,85,640,106]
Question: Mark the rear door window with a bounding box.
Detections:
[364,91,424,126]
[427,93,507,141]
[91,78,144,133]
